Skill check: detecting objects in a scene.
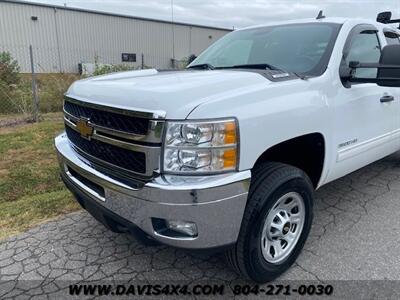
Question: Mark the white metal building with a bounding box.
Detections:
[0,0,231,73]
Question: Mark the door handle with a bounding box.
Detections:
[380,95,395,103]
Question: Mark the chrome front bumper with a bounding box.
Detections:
[55,133,251,249]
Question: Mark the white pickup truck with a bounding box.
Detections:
[56,12,400,282]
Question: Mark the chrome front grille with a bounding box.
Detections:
[63,97,165,180]
[64,100,150,135]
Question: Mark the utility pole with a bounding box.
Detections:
[29,45,40,122]
[171,0,175,68]
[54,8,63,73]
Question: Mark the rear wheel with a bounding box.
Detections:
[226,162,314,282]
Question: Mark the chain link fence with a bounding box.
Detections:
[0,46,80,126]
[0,46,188,127]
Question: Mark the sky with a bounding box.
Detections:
[22,0,400,29]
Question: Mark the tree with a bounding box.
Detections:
[0,52,20,86]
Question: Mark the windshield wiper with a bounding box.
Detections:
[187,63,215,70]
[221,63,281,70]
[188,63,308,79]
[222,64,309,80]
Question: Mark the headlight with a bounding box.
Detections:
[162,119,239,174]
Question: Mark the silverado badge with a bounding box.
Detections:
[76,118,94,139]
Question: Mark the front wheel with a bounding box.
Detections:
[226,162,314,282]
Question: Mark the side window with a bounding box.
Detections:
[346,29,381,78]
[384,31,400,45]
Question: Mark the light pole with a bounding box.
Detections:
[171,0,175,67]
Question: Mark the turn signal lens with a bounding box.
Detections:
[223,149,237,168]
[224,121,237,144]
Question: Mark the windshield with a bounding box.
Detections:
[189,23,342,76]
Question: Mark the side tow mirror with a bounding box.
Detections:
[377,44,400,87]
[348,44,400,87]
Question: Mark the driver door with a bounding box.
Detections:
[328,24,399,181]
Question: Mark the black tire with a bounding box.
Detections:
[225,162,314,282]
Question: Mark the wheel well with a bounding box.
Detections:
[254,133,325,188]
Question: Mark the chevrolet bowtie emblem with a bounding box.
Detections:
[76,118,94,139]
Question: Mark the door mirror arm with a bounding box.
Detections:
[339,56,355,88]
[346,44,400,87]
[348,61,400,86]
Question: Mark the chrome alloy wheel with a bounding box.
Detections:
[261,192,305,264]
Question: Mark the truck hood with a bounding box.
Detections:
[66,69,271,119]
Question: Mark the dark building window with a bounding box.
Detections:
[122,53,136,62]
